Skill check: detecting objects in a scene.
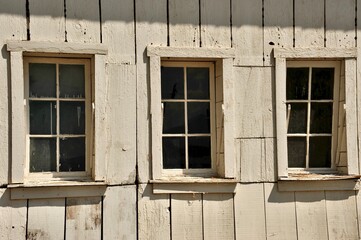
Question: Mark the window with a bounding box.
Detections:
[24,57,91,179]
[8,41,107,184]
[274,47,358,179]
[147,46,236,180]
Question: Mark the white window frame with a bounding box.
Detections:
[8,41,108,184]
[147,46,236,180]
[274,47,358,179]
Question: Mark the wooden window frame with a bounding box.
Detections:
[147,46,236,180]
[274,47,358,180]
[7,41,107,184]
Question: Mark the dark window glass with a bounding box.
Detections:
[187,68,210,99]
[60,101,85,134]
[29,63,56,98]
[161,67,184,99]
[288,137,306,168]
[286,68,309,100]
[163,137,185,169]
[188,102,210,134]
[309,137,331,168]
[310,103,333,134]
[59,65,85,98]
[188,137,211,168]
[29,101,56,135]
[30,138,56,172]
[60,137,85,171]
[288,103,307,133]
[311,68,334,100]
[163,102,185,134]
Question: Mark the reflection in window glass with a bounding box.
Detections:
[161,67,184,99]
[60,138,85,172]
[29,63,56,98]
[59,65,85,98]
[30,138,56,172]
[163,137,185,169]
[30,101,56,135]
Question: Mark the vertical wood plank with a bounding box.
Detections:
[27,198,65,240]
[200,0,231,48]
[106,64,137,184]
[264,183,297,240]
[171,194,202,240]
[0,0,26,186]
[103,185,137,240]
[326,191,358,240]
[136,0,167,182]
[0,189,27,239]
[138,184,170,240]
[203,193,234,240]
[263,0,293,66]
[294,0,324,47]
[295,191,328,240]
[66,197,102,240]
[102,0,135,64]
[234,184,266,240]
[169,0,199,47]
[232,0,263,66]
[325,0,355,48]
[66,0,100,43]
[29,0,65,41]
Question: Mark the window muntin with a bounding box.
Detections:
[24,57,92,178]
[286,61,340,171]
[161,62,216,175]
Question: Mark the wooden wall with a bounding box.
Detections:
[0,0,360,239]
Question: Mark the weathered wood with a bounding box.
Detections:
[232,0,263,66]
[263,0,293,66]
[66,0,100,43]
[294,0,324,47]
[103,185,137,240]
[171,194,202,240]
[278,179,359,192]
[200,0,231,48]
[153,182,237,194]
[106,64,137,184]
[29,0,65,41]
[234,67,274,138]
[234,184,266,240]
[102,0,135,64]
[66,197,102,240]
[325,191,358,240]
[147,46,235,58]
[325,0,355,48]
[28,198,65,240]
[138,184,170,240]
[295,192,328,240]
[0,189,27,240]
[356,190,361,237]
[136,0,167,182]
[169,0,199,47]
[264,183,297,240]
[274,47,357,59]
[203,193,234,239]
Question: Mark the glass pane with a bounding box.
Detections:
[60,101,85,134]
[29,101,56,135]
[187,67,210,99]
[188,102,210,134]
[59,65,85,98]
[310,103,333,133]
[161,67,184,99]
[309,136,331,168]
[60,137,85,171]
[29,63,56,98]
[30,138,56,172]
[287,137,306,168]
[188,137,211,168]
[311,68,334,100]
[286,68,309,100]
[163,102,185,134]
[288,103,307,133]
[163,137,185,169]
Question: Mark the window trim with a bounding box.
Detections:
[274,47,358,179]
[8,41,107,184]
[148,46,236,180]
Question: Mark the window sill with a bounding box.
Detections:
[150,177,237,194]
[278,173,360,191]
[8,181,107,200]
